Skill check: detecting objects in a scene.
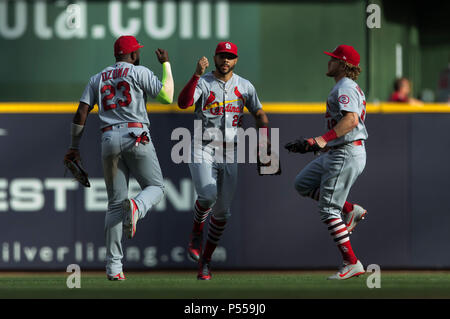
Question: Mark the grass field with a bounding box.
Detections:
[1,270,450,299]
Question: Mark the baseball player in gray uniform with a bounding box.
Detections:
[285,45,368,280]
[64,35,174,281]
[178,41,271,280]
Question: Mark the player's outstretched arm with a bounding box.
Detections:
[155,48,174,104]
[70,102,91,149]
[63,102,92,187]
[177,57,209,109]
[64,102,91,160]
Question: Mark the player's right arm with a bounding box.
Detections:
[330,111,359,137]
[73,102,91,126]
[64,75,97,162]
[64,102,92,162]
[177,56,209,109]
[64,102,91,160]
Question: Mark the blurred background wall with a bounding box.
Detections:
[1,0,448,102]
[0,0,449,270]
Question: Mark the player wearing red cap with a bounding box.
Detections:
[64,35,174,281]
[285,45,368,280]
[178,41,271,280]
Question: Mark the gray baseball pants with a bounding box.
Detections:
[294,142,366,221]
[101,123,165,276]
[188,143,238,222]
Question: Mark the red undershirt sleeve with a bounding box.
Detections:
[177,75,200,109]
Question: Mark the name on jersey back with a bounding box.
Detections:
[101,67,130,82]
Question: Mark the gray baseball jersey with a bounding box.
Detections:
[80,61,162,129]
[325,77,368,147]
[188,72,262,221]
[193,72,262,143]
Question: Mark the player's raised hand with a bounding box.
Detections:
[155,48,169,64]
[195,56,209,77]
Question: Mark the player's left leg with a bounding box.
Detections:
[319,144,366,280]
[187,147,220,262]
[198,161,238,280]
[122,128,165,238]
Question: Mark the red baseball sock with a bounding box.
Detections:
[325,218,358,264]
[202,216,227,261]
[342,201,354,214]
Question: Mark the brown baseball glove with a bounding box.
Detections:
[63,149,90,187]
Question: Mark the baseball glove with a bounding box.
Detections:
[257,143,282,176]
[284,137,322,154]
[64,150,90,187]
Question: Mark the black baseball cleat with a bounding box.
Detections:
[197,258,212,280]
[188,232,203,262]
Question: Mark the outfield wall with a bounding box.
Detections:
[1,0,449,103]
[0,106,449,270]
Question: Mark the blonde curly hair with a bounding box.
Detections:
[340,60,362,81]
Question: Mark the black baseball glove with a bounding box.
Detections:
[284,137,322,154]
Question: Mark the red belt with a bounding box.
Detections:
[101,122,143,133]
[331,139,363,149]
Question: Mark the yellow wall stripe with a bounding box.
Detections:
[0,102,449,113]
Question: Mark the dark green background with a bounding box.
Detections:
[1,0,448,102]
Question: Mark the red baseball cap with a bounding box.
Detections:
[324,45,360,66]
[114,35,144,56]
[215,41,238,57]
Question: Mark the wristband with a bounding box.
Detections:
[70,123,85,149]
[321,129,338,142]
